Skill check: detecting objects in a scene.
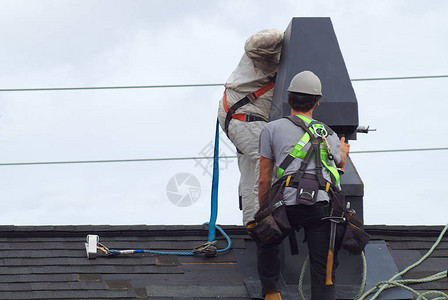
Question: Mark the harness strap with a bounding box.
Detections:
[277,131,310,178]
[277,115,317,178]
[278,115,340,186]
[313,139,328,189]
[286,173,331,192]
[223,81,275,135]
[230,114,267,122]
[289,141,316,187]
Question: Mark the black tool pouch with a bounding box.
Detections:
[342,215,370,255]
[327,188,369,254]
[246,181,291,245]
[328,185,346,212]
[296,174,319,206]
[247,214,283,245]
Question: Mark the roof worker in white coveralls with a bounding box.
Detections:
[218,29,283,226]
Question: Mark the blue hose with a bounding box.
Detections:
[105,224,232,256]
[215,224,232,253]
[207,119,220,242]
[103,120,231,257]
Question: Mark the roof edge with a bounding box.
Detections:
[0,224,446,238]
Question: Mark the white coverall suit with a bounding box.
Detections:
[217,29,283,225]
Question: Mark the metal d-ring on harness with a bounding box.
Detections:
[85,120,232,258]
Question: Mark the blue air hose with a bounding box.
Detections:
[99,120,231,257]
[103,224,232,256]
[207,119,220,242]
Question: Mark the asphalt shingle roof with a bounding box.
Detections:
[0,224,446,299]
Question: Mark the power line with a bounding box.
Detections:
[1,147,447,166]
[0,156,224,166]
[0,83,223,92]
[350,75,448,82]
[350,147,448,154]
[0,75,447,92]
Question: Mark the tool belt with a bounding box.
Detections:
[286,172,369,256]
[246,179,290,245]
[246,172,333,246]
[246,173,369,255]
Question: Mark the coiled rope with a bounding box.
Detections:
[298,224,448,300]
[359,224,448,300]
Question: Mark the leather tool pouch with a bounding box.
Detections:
[328,186,346,212]
[295,173,319,206]
[246,181,291,245]
[327,188,370,255]
[247,214,283,245]
[342,215,370,255]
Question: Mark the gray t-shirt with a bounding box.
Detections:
[259,117,341,206]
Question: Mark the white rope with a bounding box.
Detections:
[298,256,309,300]
[298,253,367,300]
[354,252,367,300]
[359,224,448,300]
[297,224,448,300]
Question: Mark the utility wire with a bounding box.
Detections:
[0,83,223,92]
[350,147,448,154]
[0,156,224,166]
[0,75,447,92]
[350,75,448,82]
[1,147,447,166]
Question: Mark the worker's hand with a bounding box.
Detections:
[340,137,350,157]
[336,137,350,168]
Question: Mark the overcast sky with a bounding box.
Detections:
[1,0,447,226]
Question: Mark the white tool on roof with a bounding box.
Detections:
[85,234,99,259]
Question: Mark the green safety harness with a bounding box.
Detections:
[278,114,340,190]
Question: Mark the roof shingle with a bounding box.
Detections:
[0,225,446,299]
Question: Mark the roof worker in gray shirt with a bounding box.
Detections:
[257,71,350,300]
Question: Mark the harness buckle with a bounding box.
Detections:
[248,93,257,101]
[322,216,346,223]
[272,200,284,210]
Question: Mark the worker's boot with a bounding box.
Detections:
[265,290,281,300]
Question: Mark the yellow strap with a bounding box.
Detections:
[325,181,330,192]
[286,175,292,187]
[349,222,361,230]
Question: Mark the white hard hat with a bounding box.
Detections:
[287,71,322,96]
